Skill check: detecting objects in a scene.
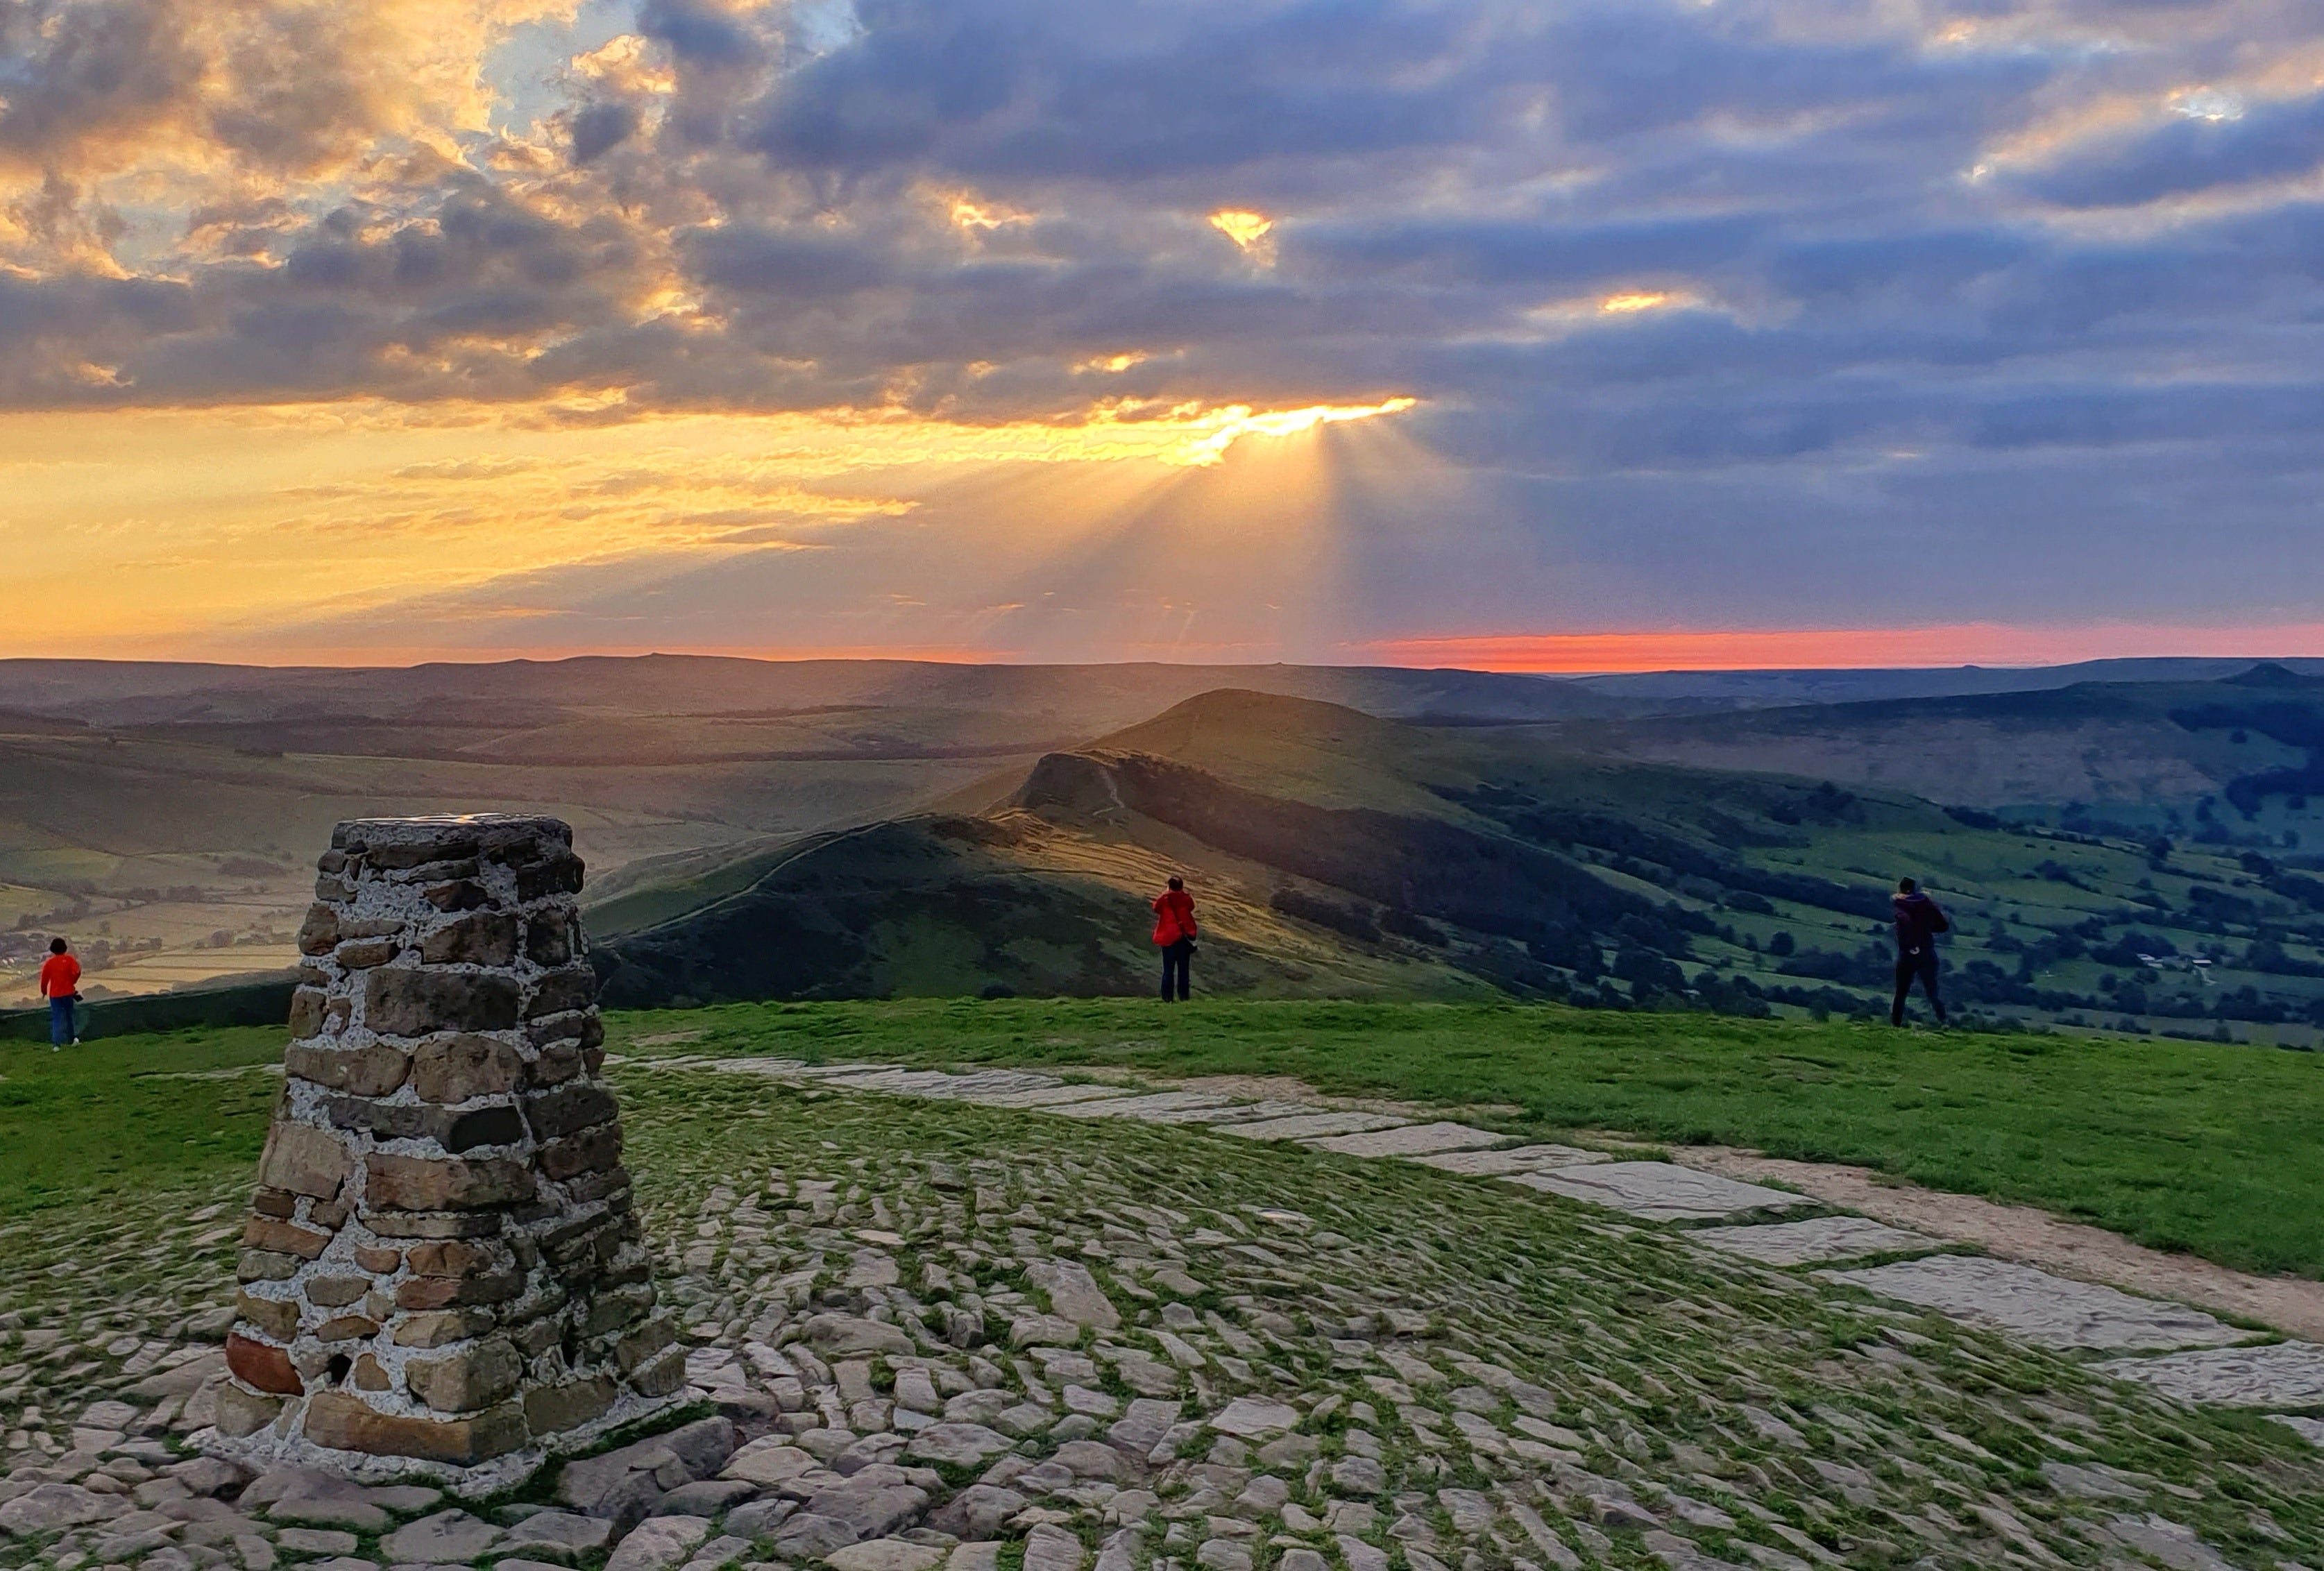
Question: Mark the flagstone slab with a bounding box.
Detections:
[828,1070,983,1096]
[1691,1216,1938,1266]
[1216,1112,1410,1141]
[1516,1162,1810,1222]
[1412,1145,1609,1176]
[2103,1341,2324,1406]
[965,1085,1135,1109]
[1305,1123,1507,1159]
[1190,1101,1330,1125]
[2269,1416,2324,1447]
[1825,1256,2244,1350]
[1051,1092,1236,1121]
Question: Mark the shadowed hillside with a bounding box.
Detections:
[599,688,2324,1042]
[1557,663,2324,840]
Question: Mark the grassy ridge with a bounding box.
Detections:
[6,999,2320,1287]
[611,998,2324,1281]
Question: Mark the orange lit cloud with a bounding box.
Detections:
[1359,625,2324,673]
[1208,210,1274,250]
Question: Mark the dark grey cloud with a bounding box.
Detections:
[8,0,2324,636]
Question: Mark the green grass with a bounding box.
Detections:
[12,996,2324,1291]
[610,996,2324,1282]
[0,1024,282,1218]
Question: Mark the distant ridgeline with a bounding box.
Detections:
[596,681,2324,1046]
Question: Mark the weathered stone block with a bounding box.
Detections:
[304,1391,529,1464]
[581,1282,656,1339]
[256,1123,349,1200]
[368,834,482,870]
[531,1041,584,1085]
[397,1270,523,1310]
[286,1041,412,1097]
[525,1375,616,1436]
[287,987,328,1038]
[236,1291,301,1341]
[412,1034,526,1102]
[226,1334,304,1395]
[629,1344,688,1397]
[425,879,490,912]
[364,1209,504,1239]
[353,1353,391,1391]
[407,1238,504,1278]
[539,1123,622,1182]
[525,1083,618,1141]
[335,939,400,969]
[527,1011,606,1051]
[316,1315,381,1343]
[424,911,520,966]
[525,910,574,967]
[242,1217,332,1260]
[526,966,597,1020]
[395,1308,498,1349]
[509,1314,562,1356]
[214,1385,283,1438]
[566,1165,632,1205]
[366,1152,535,1212]
[615,1314,676,1373]
[237,1249,303,1284]
[407,1336,523,1413]
[354,1245,403,1273]
[297,904,341,956]
[303,1275,371,1309]
[365,967,521,1036]
[516,854,585,901]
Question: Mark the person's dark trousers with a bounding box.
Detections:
[48,996,74,1046]
[1160,940,1192,1002]
[1892,952,1944,1026]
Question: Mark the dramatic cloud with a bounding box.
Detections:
[1,0,2322,660]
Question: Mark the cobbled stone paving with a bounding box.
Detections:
[0,1063,2320,1571]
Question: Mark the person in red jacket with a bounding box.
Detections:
[38,937,82,1049]
[1151,876,1197,1002]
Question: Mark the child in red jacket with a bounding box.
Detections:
[39,937,82,1048]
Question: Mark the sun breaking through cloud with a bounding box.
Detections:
[1207,209,1277,253]
[0,0,2317,665]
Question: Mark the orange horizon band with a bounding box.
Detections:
[1353,624,2324,673]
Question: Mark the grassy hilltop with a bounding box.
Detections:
[12,998,2324,1282]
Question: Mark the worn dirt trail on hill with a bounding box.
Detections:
[1668,1145,2324,1341]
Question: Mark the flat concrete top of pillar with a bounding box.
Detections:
[330,815,573,853]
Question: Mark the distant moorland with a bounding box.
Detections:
[10,654,2324,1043]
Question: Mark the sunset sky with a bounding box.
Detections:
[3,0,2322,669]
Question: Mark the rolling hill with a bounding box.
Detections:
[597,688,2324,1044]
[0,656,1638,1004]
[1554,662,2324,836]
[17,652,2324,1021]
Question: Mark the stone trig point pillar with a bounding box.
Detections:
[210,815,683,1489]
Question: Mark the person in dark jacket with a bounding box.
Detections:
[1151,876,1196,1001]
[1890,877,1949,1027]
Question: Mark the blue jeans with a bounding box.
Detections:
[1160,941,1192,1001]
[49,996,74,1045]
